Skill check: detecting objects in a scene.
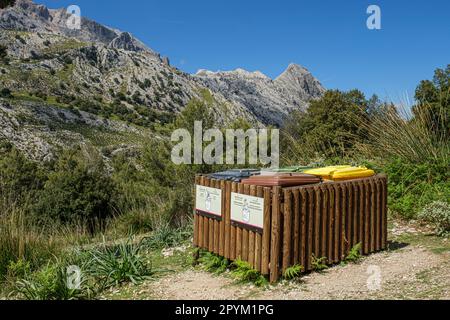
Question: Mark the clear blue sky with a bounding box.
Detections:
[38,0,449,104]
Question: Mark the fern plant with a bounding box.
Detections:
[311,255,328,272]
[283,264,304,280]
[198,252,229,274]
[345,243,362,263]
[230,259,268,287]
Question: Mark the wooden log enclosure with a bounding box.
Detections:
[193,174,388,283]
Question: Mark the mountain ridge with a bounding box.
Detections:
[0,0,325,159]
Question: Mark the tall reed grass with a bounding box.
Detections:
[356,104,449,165]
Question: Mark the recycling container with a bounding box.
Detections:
[194,172,388,283]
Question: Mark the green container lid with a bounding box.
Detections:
[261,166,313,173]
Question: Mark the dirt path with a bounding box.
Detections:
[103,221,450,300]
[105,244,449,300]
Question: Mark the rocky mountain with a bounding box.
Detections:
[0,0,325,160]
[194,65,325,125]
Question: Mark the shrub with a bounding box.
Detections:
[418,201,450,236]
[32,148,116,228]
[282,90,375,162]
[86,240,153,289]
[385,159,449,218]
[0,147,44,205]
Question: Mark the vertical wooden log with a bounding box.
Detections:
[363,180,370,255]
[282,189,293,274]
[235,183,244,259]
[203,178,210,250]
[358,181,364,247]
[352,181,359,247]
[300,188,308,271]
[306,188,314,271]
[340,182,347,259]
[327,184,335,265]
[242,184,250,262]
[320,185,328,260]
[334,184,342,262]
[193,176,200,247]
[346,182,354,251]
[261,187,271,276]
[248,185,257,268]
[293,190,300,265]
[208,179,214,253]
[375,178,382,251]
[213,180,220,254]
[222,181,230,258]
[198,176,205,249]
[313,186,321,258]
[270,186,281,283]
[381,176,388,250]
[230,182,238,260]
[369,180,376,253]
[255,186,264,273]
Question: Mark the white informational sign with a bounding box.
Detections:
[195,185,222,218]
[230,193,264,230]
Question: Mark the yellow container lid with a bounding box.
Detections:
[304,166,352,180]
[331,167,375,181]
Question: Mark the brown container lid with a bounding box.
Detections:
[241,173,321,187]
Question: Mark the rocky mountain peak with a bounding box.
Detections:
[108,32,149,53]
[275,63,325,99]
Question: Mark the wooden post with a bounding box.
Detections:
[222,181,230,258]
[261,187,271,276]
[327,184,335,264]
[352,181,359,247]
[230,182,238,260]
[300,188,308,271]
[320,185,328,260]
[293,190,300,265]
[248,185,257,268]
[242,184,250,262]
[235,183,244,260]
[255,186,264,273]
[270,186,281,283]
[306,188,314,271]
[333,184,342,262]
[193,176,200,247]
[313,186,321,258]
[282,189,292,274]
[363,180,370,255]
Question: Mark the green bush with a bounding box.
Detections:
[32,148,116,228]
[385,159,449,218]
[0,146,44,205]
[418,201,450,236]
[282,90,377,161]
